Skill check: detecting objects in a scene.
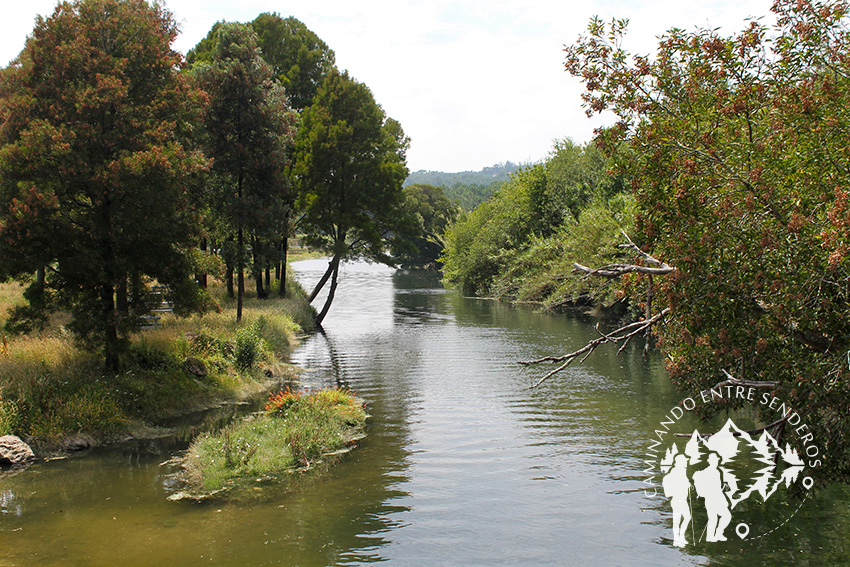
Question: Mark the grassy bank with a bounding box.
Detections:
[174,388,367,498]
[0,268,316,451]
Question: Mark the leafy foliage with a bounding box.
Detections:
[188,13,336,111]
[565,0,850,484]
[249,13,337,110]
[294,70,413,324]
[397,184,461,268]
[191,22,296,320]
[0,0,209,371]
[441,140,626,299]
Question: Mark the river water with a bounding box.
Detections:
[0,259,848,566]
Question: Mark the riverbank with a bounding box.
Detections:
[0,269,316,456]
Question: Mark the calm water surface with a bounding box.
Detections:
[0,259,848,566]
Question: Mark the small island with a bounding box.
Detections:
[167,387,368,500]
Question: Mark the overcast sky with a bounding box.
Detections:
[0,0,773,173]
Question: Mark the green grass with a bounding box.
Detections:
[0,268,315,448]
[181,388,367,494]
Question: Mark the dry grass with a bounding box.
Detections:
[0,269,316,446]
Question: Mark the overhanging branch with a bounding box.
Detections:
[520,307,670,388]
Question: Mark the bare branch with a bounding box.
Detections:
[617,229,669,268]
[571,231,675,278]
[573,262,675,277]
[521,308,670,388]
[713,368,780,389]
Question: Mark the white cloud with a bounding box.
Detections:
[1,0,775,172]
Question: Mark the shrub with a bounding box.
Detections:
[0,400,19,435]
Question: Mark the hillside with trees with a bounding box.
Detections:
[441,139,630,311]
[405,162,526,210]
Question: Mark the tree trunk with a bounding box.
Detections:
[314,256,340,328]
[197,238,208,289]
[275,240,282,283]
[226,265,234,298]
[308,254,340,303]
[116,276,128,315]
[237,172,245,321]
[278,234,288,298]
[101,282,119,374]
[237,226,244,322]
[264,262,271,292]
[253,235,267,300]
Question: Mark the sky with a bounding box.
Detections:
[0,0,774,173]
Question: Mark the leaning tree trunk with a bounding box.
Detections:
[314,257,340,328]
[309,254,341,303]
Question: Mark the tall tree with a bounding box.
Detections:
[250,13,336,297]
[250,13,336,110]
[294,70,412,326]
[192,22,296,321]
[0,0,208,372]
[562,0,850,484]
[398,184,461,269]
[189,14,336,298]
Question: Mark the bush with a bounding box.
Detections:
[0,400,19,435]
[233,323,267,370]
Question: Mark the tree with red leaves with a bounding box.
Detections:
[554,0,850,485]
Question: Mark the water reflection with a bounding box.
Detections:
[0,259,847,566]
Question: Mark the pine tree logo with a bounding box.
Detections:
[659,418,806,546]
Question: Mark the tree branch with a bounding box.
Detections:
[713,368,779,390]
[573,231,674,277]
[520,307,670,388]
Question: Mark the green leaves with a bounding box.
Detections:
[0,0,208,370]
[566,0,850,484]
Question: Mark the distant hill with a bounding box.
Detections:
[404,161,526,210]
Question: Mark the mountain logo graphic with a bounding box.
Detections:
[660,418,807,546]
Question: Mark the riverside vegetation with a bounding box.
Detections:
[0,269,315,452]
[171,387,367,499]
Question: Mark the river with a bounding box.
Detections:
[0,259,848,566]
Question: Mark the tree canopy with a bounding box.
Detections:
[398,184,461,269]
[187,13,336,111]
[564,0,850,484]
[294,69,412,325]
[0,0,208,371]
